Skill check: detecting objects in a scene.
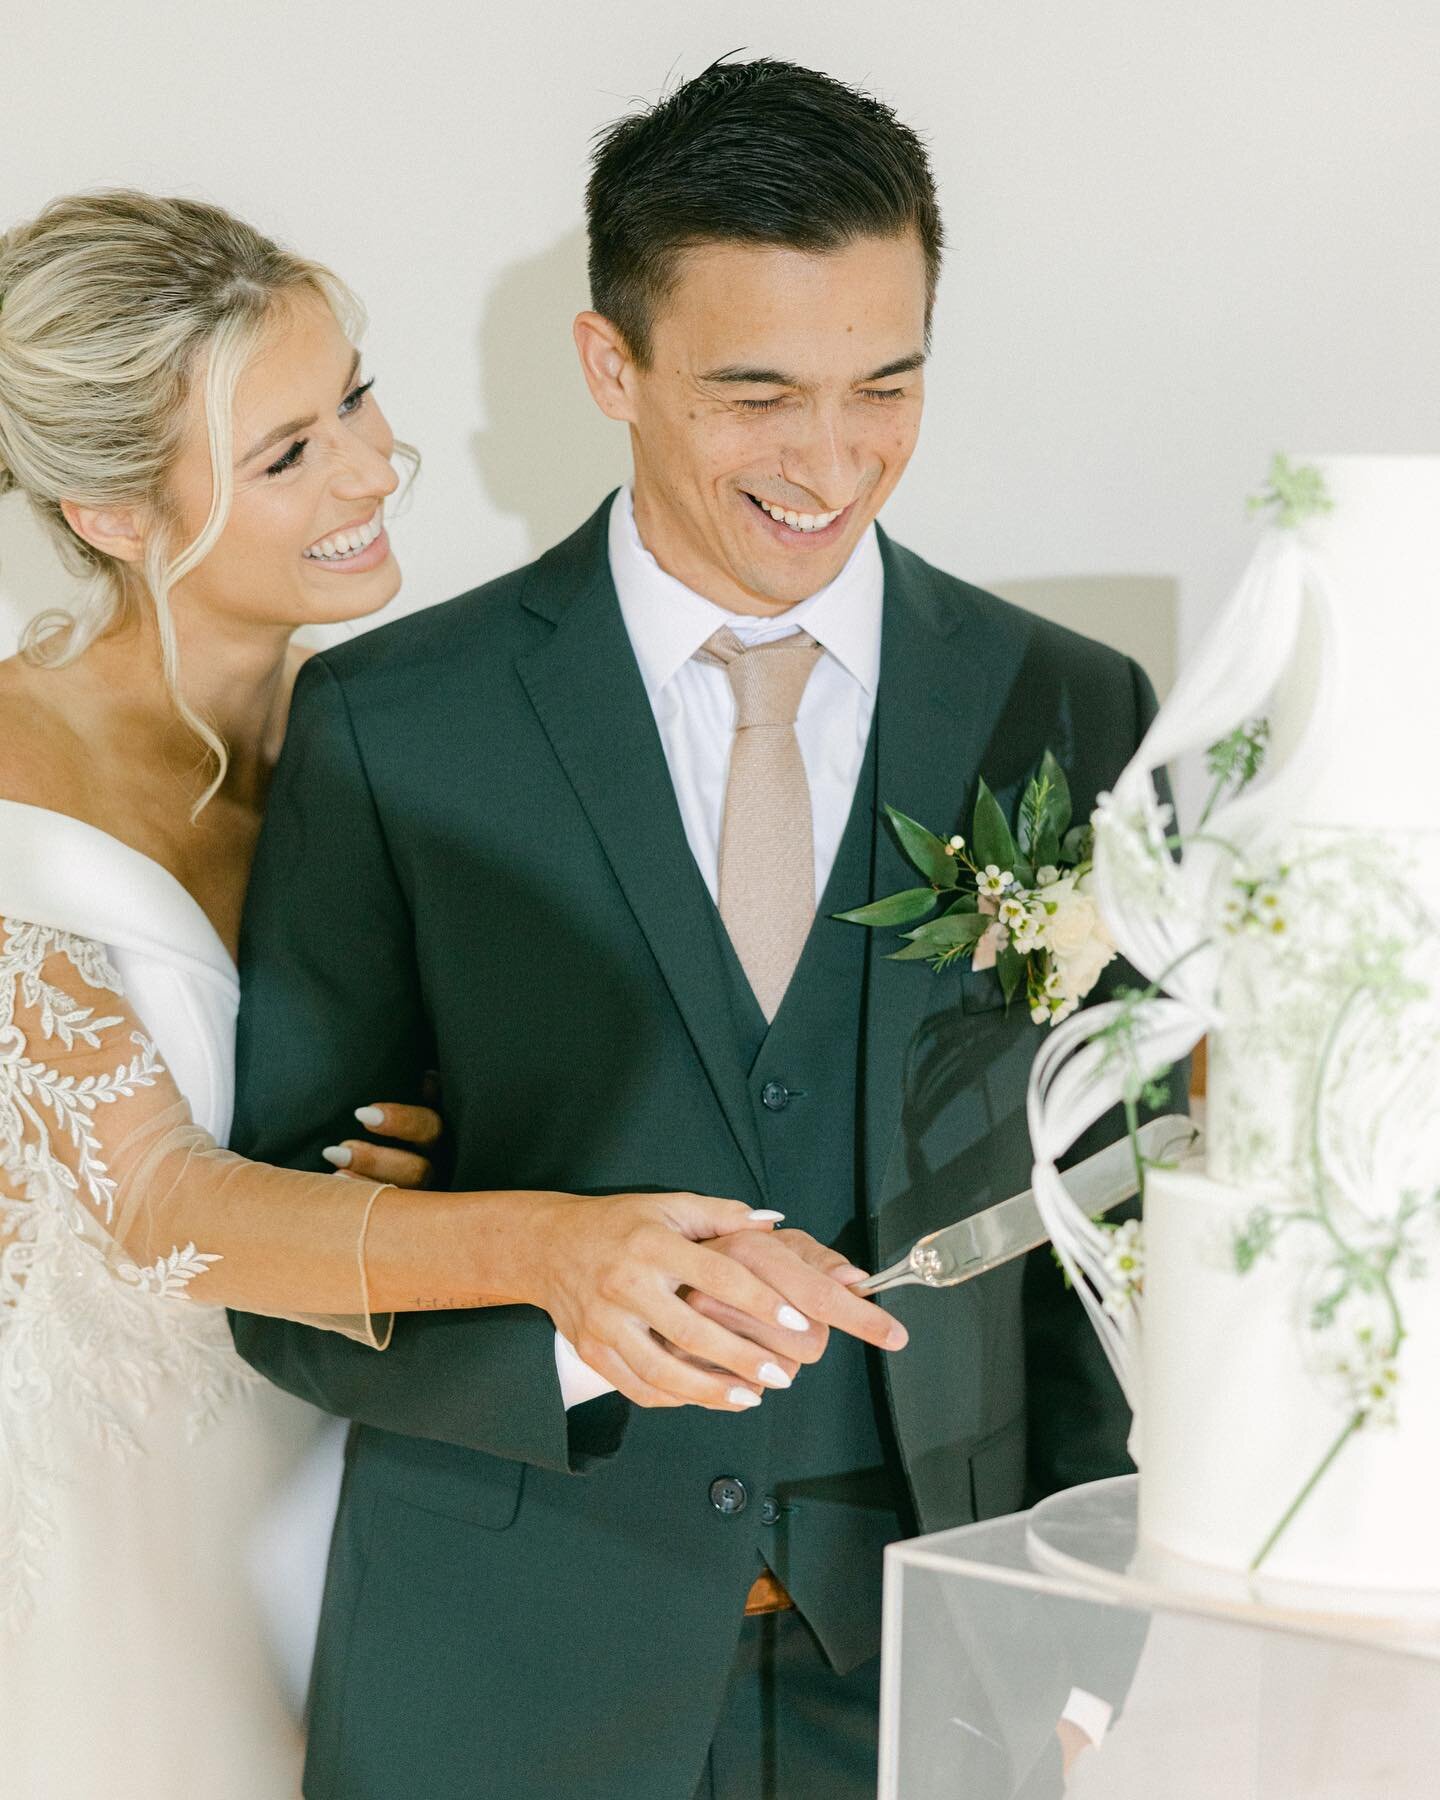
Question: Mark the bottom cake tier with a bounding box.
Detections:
[1137,1165,1440,1593]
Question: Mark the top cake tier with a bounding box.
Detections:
[1268,456,1440,832]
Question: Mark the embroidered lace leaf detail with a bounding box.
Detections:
[118,1243,224,1299]
[1,916,244,1625]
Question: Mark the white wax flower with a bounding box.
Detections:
[978,864,1014,897]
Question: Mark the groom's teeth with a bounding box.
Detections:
[303,514,384,561]
[754,497,843,534]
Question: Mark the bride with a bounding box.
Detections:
[0,190,802,1798]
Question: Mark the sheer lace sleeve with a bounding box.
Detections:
[0,919,392,1348]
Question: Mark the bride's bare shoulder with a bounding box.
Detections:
[0,652,88,811]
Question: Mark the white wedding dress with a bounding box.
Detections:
[0,798,378,1799]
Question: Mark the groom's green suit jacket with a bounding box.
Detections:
[230,497,1179,1800]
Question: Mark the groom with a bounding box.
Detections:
[232,57,1176,1800]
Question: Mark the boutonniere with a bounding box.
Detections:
[836,750,1116,1025]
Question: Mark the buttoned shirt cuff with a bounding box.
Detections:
[555,1329,618,1409]
[1060,1686,1114,1748]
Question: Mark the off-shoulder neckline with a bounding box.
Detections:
[0,797,238,981]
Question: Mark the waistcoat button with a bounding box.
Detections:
[759,1496,781,1527]
[761,1081,791,1112]
[709,1476,749,1517]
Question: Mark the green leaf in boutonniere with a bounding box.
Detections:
[1040,749,1072,841]
[996,944,1027,1002]
[834,887,939,928]
[972,780,1019,875]
[889,909,992,964]
[1018,751,1071,870]
[885,806,959,886]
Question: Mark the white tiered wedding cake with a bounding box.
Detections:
[1032,456,1440,1602]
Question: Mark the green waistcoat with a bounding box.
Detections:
[712,714,909,1675]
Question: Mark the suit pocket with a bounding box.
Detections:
[353,1427,526,1531]
[336,1493,521,1797]
[968,1412,1027,1519]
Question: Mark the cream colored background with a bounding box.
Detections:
[3,1,1438,753]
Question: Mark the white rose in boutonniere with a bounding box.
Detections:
[1040,873,1116,1021]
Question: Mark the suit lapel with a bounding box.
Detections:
[861,530,1031,1208]
[516,503,767,1193]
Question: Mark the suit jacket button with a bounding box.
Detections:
[710,1476,748,1517]
[760,1496,781,1527]
[761,1081,791,1112]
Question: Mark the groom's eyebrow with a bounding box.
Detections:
[698,351,926,386]
[240,349,363,464]
[862,352,926,381]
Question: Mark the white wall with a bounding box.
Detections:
[4,1,1437,751]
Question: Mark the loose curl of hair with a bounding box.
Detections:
[0,189,413,813]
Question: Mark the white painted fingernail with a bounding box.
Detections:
[321,1145,352,1168]
[728,1387,763,1408]
[777,1305,810,1332]
[758,1362,792,1389]
[748,1209,785,1221]
[354,1106,385,1129]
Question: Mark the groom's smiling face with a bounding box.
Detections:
[577,232,928,615]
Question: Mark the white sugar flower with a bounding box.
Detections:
[947,834,966,852]
[1036,864,1060,887]
[998,896,1028,928]
[1101,1218,1145,1316]
[1333,1326,1401,1429]
[1031,1003,1050,1025]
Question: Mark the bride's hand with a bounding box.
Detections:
[324,1098,445,1189]
[513,1193,822,1413]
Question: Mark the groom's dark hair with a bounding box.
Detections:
[586,56,944,365]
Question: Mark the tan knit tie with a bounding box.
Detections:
[696,628,824,1021]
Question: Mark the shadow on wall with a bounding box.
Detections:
[987,574,1180,701]
[0,495,88,660]
[471,226,632,556]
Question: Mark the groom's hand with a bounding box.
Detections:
[514,1192,834,1413]
[683,1229,907,1362]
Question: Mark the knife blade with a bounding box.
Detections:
[854,1114,1197,1296]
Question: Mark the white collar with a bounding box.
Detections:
[607,486,883,703]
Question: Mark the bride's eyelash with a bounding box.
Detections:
[340,376,376,416]
[265,439,307,478]
[263,377,377,478]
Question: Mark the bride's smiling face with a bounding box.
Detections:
[163,289,402,631]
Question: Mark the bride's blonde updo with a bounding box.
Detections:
[0,190,364,799]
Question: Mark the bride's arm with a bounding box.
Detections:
[1,919,800,1401]
[0,918,522,1342]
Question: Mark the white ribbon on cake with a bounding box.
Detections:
[1028,526,1337,1430]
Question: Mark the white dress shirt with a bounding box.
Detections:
[554,487,884,1409]
[608,485,883,905]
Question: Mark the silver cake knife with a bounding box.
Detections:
[855,1114,1197,1296]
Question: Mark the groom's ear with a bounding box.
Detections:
[573,312,639,425]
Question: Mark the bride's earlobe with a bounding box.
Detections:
[59,497,147,565]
